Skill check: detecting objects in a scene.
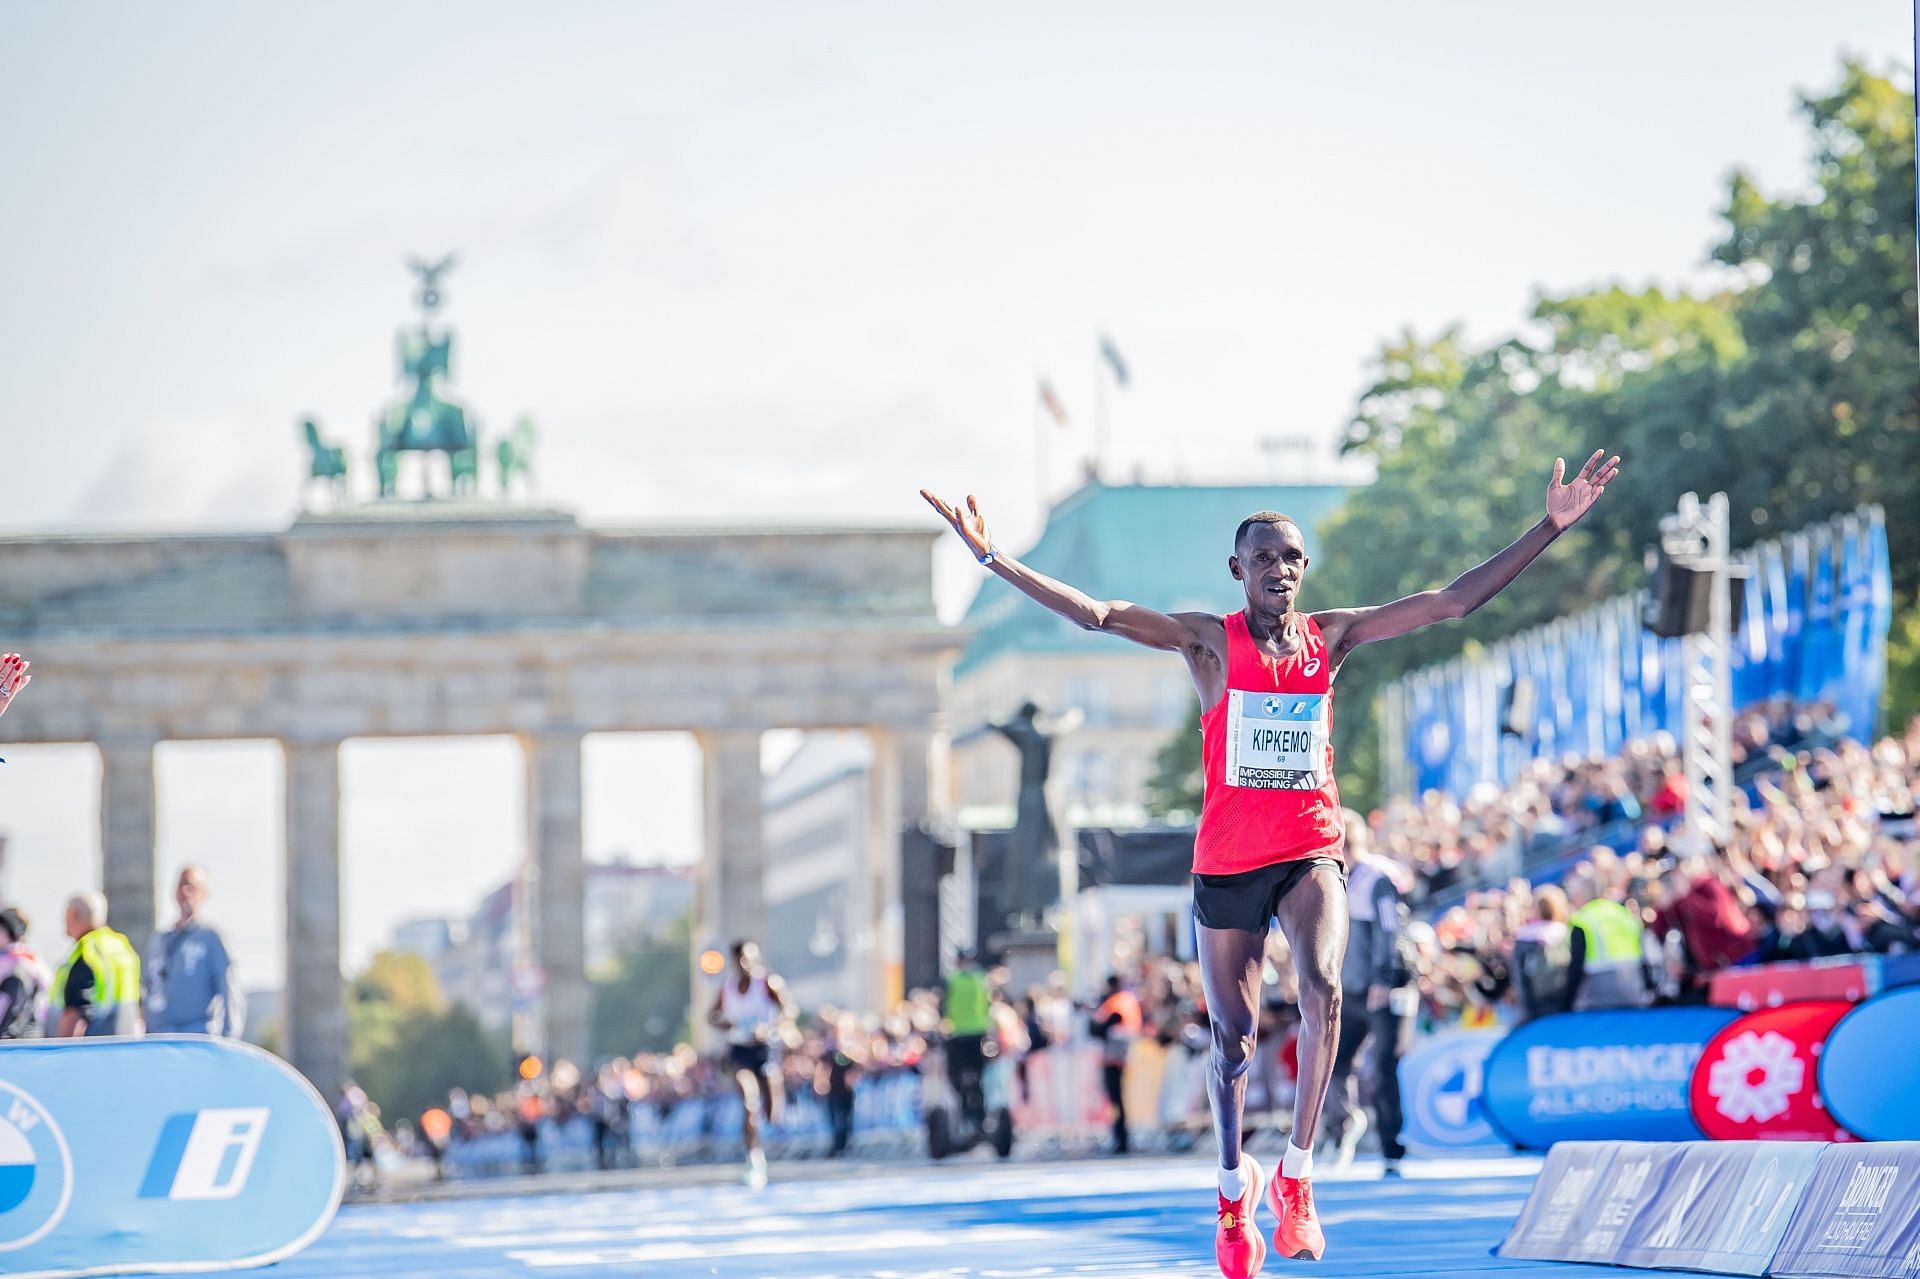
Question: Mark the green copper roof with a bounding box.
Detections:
[958,480,1353,674]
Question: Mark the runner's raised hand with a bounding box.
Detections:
[0,653,30,720]
[920,489,995,562]
[1546,449,1622,531]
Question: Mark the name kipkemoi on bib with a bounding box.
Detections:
[1223,689,1329,790]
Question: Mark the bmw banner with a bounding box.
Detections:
[1395,1032,1506,1155]
[1771,1141,1920,1279]
[1481,1007,1739,1148]
[0,1037,343,1278]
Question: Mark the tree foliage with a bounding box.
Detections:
[590,914,692,1059]
[1149,61,1917,814]
[346,949,512,1124]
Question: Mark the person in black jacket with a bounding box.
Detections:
[1324,816,1411,1173]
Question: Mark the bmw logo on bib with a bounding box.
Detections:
[0,1081,74,1253]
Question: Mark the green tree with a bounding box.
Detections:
[1145,705,1204,820]
[590,914,693,1058]
[346,950,512,1123]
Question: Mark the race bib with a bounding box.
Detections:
[1222,689,1329,789]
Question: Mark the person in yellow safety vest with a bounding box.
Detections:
[1564,871,1649,1011]
[54,891,143,1037]
[943,949,992,1129]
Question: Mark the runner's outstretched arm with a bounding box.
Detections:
[1316,450,1621,660]
[921,490,1209,652]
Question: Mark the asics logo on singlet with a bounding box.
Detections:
[1302,657,1321,676]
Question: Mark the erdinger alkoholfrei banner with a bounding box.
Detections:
[1481,1007,1739,1149]
[1771,1142,1920,1279]
[1819,986,1920,1141]
[1498,1139,1826,1275]
[0,1037,343,1278]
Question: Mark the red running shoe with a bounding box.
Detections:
[1215,1153,1268,1279]
[1268,1173,1326,1261]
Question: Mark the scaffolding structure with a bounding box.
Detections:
[1660,491,1736,851]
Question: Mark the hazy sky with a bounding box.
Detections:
[0,4,1911,988]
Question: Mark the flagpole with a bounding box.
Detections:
[1092,344,1109,483]
[1034,376,1048,517]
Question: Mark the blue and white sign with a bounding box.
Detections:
[0,1079,72,1255]
[1818,986,1920,1141]
[1501,1139,1827,1274]
[1498,1140,1623,1261]
[0,1037,343,1278]
[1615,1140,1826,1275]
[1481,1008,1739,1149]
[1772,1141,1920,1279]
[1396,1032,1506,1154]
[1223,690,1328,789]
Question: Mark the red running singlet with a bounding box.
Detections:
[1193,612,1345,875]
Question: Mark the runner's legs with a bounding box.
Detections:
[1195,917,1269,1173]
[1271,863,1349,1151]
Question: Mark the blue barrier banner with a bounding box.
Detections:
[1497,1140,1625,1261]
[1615,1141,1825,1275]
[1395,1032,1506,1155]
[0,1037,343,1278]
[1820,987,1920,1141]
[1481,1008,1739,1149]
[1771,1142,1920,1279]
[1387,506,1891,799]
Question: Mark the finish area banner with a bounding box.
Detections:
[1772,1142,1920,1279]
[0,1037,343,1278]
[1482,1007,1738,1148]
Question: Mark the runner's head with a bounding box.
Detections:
[731,939,760,972]
[1229,513,1307,615]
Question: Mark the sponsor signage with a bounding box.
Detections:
[1482,1007,1738,1148]
[1708,957,1876,1009]
[1689,1000,1855,1142]
[1502,1139,1830,1274]
[1772,1142,1920,1279]
[1498,1140,1622,1262]
[1819,987,1920,1142]
[1615,1141,1825,1275]
[0,1037,342,1278]
[1396,1032,1506,1155]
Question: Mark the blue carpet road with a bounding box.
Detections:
[190,1155,1686,1279]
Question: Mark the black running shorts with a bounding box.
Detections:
[1192,855,1346,932]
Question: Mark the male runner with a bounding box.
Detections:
[707,938,795,1188]
[923,448,1619,1274]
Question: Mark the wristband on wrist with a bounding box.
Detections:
[977,544,997,567]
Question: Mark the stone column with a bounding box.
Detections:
[863,728,945,1011]
[694,730,764,1049]
[284,737,345,1101]
[524,731,588,1068]
[99,734,159,957]
[699,731,766,944]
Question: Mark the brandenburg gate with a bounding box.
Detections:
[0,508,957,1097]
[0,260,958,1099]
